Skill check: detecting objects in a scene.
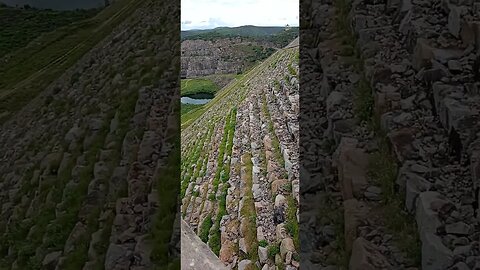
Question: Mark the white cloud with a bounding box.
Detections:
[181,0,299,30]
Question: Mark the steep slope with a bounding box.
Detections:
[0,5,98,57]
[181,39,299,269]
[301,0,480,269]
[0,0,145,123]
[0,0,179,269]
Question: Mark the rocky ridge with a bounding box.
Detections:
[181,37,276,78]
[0,0,180,269]
[181,39,299,269]
[301,0,480,269]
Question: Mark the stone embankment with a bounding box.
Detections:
[301,0,480,269]
[181,40,299,269]
[0,0,180,269]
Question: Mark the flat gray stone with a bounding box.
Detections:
[445,222,471,235]
[181,219,227,270]
[421,233,453,270]
[405,175,431,213]
[416,191,449,241]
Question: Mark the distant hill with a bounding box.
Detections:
[181,25,299,48]
[182,25,292,38]
[0,5,98,57]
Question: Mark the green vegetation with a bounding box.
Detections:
[151,135,181,266]
[10,52,172,268]
[180,47,298,269]
[0,91,140,269]
[261,92,285,169]
[199,214,214,243]
[285,196,299,249]
[0,0,145,123]
[333,0,371,124]
[354,77,374,123]
[368,139,397,205]
[237,44,276,64]
[181,125,214,200]
[368,138,421,265]
[287,63,297,76]
[181,54,280,129]
[269,29,299,48]
[1,115,110,269]
[181,25,299,48]
[211,109,236,195]
[181,78,219,96]
[318,194,348,268]
[334,0,353,38]
[208,109,236,255]
[334,0,421,263]
[92,215,114,268]
[57,87,139,268]
[239,152,258,262]
[267,244,280,259]
[182,25,288,38]
[0,6,99,57]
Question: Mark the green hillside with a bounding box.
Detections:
[0,5,99,57]
[181,25,299,47]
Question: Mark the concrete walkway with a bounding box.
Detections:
[181,219,227,270]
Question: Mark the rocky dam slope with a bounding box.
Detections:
[301,0,480,269]
[181,39,300,269]
[0,0,180,269]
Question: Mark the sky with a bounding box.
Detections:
[181,0,299,30]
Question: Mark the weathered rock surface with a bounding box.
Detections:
[301,0,480,269]
[181,38,277,78]
[0,0,180,268]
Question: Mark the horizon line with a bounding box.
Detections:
[181,24,300,31]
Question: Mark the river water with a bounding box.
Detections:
[181,97,211,105]
[2,0,105,10]
[181,93,213,105]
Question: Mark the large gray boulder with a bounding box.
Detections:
[415,191,450,240]
[405,174,431,213]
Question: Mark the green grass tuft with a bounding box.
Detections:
[368,140,421,265]
[181,78,219,96]
[181,103,203,115]
[354,77,374,123]
[267,244,280,259]
[285,196,299,249]
[199,214,213,243]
